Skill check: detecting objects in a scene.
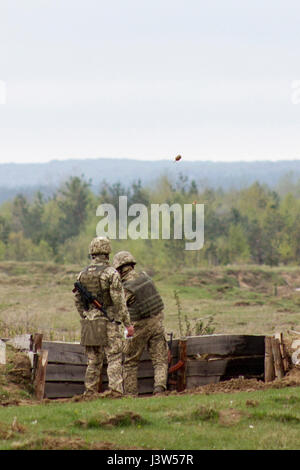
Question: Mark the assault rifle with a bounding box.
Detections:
[72,281,114,323]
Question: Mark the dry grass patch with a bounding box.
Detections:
[0,417,27,440]
[245,400,259,408]
[75,410,149,429]
[0,422,14,440]
[218,408,245,426]
[166,405,219,423]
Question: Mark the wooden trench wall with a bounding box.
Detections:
[32,334,267,399]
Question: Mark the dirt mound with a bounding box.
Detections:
[0,345,33,406]
[171,367,300,395]
[6,351,32,385]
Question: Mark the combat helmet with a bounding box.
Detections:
[113,251,136,270]
[89,237,112,256]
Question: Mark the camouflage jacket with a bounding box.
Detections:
[74,255,131,327]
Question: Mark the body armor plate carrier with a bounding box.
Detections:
[79,264,111,346]
[123,271,164,322]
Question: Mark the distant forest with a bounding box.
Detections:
[1,167,300,268]
[1,158,300,203]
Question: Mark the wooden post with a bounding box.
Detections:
[264,336,275,382]
[33,333,43,353]
[34,349,48,400]
[275,332,289,372]
[271,337,284,379]
[32,333,48,400]
[177,338,187,392]
[32,333,43,383]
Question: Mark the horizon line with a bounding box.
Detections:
[1,156,300,165]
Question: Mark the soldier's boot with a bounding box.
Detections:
[99,389,123,399]
[153,386,165,395]
[82,389,98,399]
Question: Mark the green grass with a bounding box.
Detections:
[1,261,300,450]
[1,387,300,450]
[154,266,300,336]
[1,261,300,340]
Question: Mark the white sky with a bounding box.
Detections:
[1,0,300,164]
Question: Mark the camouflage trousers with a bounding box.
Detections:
[123,312,168,395]
[84,322,124,394]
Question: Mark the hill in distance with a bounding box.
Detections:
[0,158,300,202]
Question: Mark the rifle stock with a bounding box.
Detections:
[72,281,113,322]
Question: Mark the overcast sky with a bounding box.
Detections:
[1,0,300,164]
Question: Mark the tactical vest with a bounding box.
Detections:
[79,264,112,346]
[123,271,164,321]
[79,264,113,310]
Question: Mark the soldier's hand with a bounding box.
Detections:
[126,325,135,337]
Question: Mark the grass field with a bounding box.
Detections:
[1,261,300,451]
[1,261,300,340]
[1,385,300,450]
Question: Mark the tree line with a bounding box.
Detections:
[0,173,300,268]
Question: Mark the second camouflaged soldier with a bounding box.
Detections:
[113,251,169,395]
[74,237,134,397]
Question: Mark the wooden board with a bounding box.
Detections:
[46,363,97,382]
[44,379,155,398]
[43,341,87,365]
[43,341,85,354]
[40,335,266,398]
[45,360,154,382]
[186,375,220,389]
[42,337,264,363]
[138,377,154,395]
[186,335,265,357]
[45,381,87,398]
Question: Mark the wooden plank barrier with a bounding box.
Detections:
[33,334,267,399]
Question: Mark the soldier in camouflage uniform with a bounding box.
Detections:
[113,251,168,395]
[74,237,134,397]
